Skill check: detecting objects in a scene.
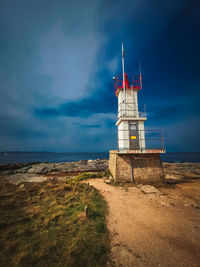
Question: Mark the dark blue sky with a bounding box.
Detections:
[0,0,200,152]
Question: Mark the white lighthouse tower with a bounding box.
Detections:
[109,43,165,184]
[114,43,146,153]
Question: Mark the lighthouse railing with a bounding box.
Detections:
[117,129,165,152]
[118,103,146,119]
[114,74,142,93]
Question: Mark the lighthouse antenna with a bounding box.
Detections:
[139,60,142,89]
[122,42,126,114]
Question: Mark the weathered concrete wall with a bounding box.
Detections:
[116,154,132,182]
[132,154,165,184]
[109,151,165,184]
[109,150,117,179]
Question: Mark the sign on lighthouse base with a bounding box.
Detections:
[109,150,165,185]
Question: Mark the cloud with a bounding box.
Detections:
[82,125,101,128]
[37,20,99,100]
[164,117,200,152]
[34,95,115,118]
[0,0,200,152]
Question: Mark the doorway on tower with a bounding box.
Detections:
[129,121,140,150]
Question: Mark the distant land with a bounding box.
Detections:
[0,151,107,153]
[1,151,200,155]
[0,152,200,165]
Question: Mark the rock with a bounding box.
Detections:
[0,159,109,183]
[163,162,200,180]
[27,163,48,174]
[15,166,32,174]
[19,184,25,189]
[109,176,114,181]
[139,185,160,194]
[160,201,170,207]
[84,205,88,218]
[0,162,40,173]
[104,178,111,184]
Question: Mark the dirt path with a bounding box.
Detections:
[87,179,200,267]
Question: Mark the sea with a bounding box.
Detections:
[0,152,200,164]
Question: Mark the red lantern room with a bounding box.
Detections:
[113,73,142,97]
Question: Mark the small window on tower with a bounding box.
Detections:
[131,125,136,130]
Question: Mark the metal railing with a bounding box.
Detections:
[114,74,142,94]
[117,129,165,152]
[118,102,146,119]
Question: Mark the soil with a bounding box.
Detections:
[87,178,200,267]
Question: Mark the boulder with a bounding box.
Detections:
[139,185,160,194]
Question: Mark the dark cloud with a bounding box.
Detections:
[83,125,101,128]
[34,92,115,118]
[0,0,200,152]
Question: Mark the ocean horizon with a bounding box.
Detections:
[0,152,200,164]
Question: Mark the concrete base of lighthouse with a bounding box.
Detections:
[109,150,165,185]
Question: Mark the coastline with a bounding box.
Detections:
[1,159,200,184]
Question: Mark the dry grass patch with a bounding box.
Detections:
[0,178,109,267]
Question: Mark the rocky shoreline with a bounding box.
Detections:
[0,159,108,183]
[0,160,200,184]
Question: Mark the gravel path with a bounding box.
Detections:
[87,179,200,267]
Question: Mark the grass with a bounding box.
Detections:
[74,172,105,182]
[0,176,109,267]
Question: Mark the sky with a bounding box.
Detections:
[0,0,200,152]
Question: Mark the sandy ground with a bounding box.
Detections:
[87,179,200,267]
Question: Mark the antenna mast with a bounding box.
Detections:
[139,60,142,89]
[122,42,126,114]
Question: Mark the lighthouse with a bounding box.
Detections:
[114,43,146,152]
[109,43,165,184]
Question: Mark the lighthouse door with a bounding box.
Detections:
[129,122,139,150]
